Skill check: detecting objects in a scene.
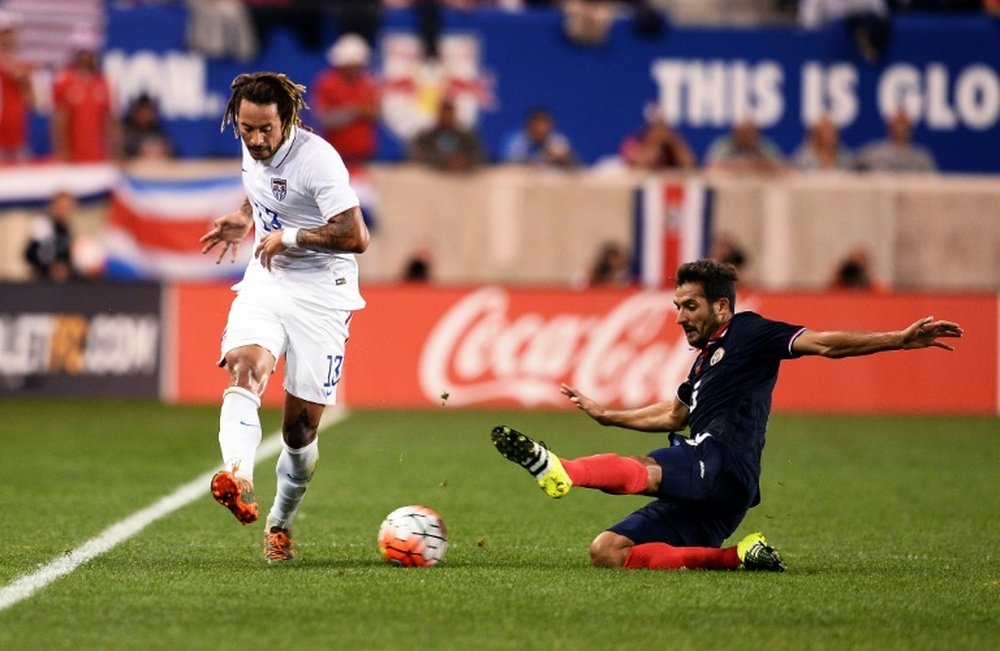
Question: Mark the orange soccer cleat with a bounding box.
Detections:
[263,526,295,563]
[210,470,259,525]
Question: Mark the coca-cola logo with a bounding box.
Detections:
[418,287,698,408]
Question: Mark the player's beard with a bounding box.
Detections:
[247,137,284,161]
[687,313,721,349]
[248,144,274,160]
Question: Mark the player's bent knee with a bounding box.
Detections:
[282,420,318,449]
[225,349,272,395]
[589,531,630,568]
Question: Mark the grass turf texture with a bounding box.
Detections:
[0,400,997,650]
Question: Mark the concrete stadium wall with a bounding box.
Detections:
[363,166,1000,291]
[1,163,998,290]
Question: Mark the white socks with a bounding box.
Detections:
[218,386,262,482]
[266,439,319,531]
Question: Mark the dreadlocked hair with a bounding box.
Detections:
[220,72,311,140]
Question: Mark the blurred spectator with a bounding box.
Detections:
[501,107,577,168]
[829,247,887,292]
[709,233,748,273]
[588,241,632,286]
[650,0,792,25]
[24,191,79,282]
[50,33,117,162]
[247,0,323,51]
[619,108,696,171]
[856,109,937,172]
[705,118,785,173]
[0,10,33,162]
[330,0,382,47]
[185,0,257,61]
[121,94,173,160]
[793,115,855,171]
[631,0,669,38]
[986,0,1000,17]
[408,99,487,172]
[562,0,615,46]
[311,33,380,172]
[798,0,891,63]
[401,248,434,282]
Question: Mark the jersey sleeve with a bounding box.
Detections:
[676,380,693,408]
[745,313,807,360]
[309,147,360,220]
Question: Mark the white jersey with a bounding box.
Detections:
[237,126,365,310]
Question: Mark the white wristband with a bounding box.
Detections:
[281,227,300,249]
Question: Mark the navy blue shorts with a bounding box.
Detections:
[607,434,755,547]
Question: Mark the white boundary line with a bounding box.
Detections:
[0,407,348,612]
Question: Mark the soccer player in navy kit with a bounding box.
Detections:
[493,259,963,571]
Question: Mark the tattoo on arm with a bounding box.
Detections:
[296,206,369,254]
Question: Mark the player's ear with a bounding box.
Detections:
[714,297,730,318]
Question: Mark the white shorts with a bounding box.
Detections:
[219,280,354,406]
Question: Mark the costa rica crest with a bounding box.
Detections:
[271,177,287,201]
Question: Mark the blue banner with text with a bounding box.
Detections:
[102,7,999,173]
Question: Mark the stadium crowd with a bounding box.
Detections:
[0,0,995,286]
[3,0,988,165]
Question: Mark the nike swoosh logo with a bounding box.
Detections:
[239,420,259,428]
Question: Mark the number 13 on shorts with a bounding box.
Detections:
[324,354,344,394]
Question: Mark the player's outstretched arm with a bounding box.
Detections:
[200,199,254,264]
[560,384,689,432]
[792,316,963,358]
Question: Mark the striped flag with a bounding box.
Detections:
[104,174,248,280]
[0,162,118,208]
[632,178,713,288]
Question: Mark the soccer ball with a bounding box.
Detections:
[377,505,448,567]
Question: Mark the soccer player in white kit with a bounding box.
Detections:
[199,72,370,562]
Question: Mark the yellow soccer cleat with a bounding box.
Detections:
[737,532,786,572]
[491,425,572,498]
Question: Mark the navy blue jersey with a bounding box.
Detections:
[677,311,805,462]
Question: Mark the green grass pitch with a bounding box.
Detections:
[0,399,997,650]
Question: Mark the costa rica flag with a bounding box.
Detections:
[632,179,714,288]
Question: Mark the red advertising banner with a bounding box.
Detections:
[168,284,998,415]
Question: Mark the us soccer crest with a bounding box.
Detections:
[271,178,287,201]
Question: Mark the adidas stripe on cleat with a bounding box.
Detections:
[737,532,786,572]
[491,424,572,498]
[210,470,259,525]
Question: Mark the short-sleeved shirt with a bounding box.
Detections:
[311,68,379,163]
[237,126,364,310]
[51,68,113,162]
[0,65,30,152]
[677,311,806,481]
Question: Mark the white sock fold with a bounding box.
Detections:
[267,438,319,531]
[218,386,262,482]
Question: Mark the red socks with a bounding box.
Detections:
[562,453,740,570]
[561,454,648,495]
[624,543,740,570]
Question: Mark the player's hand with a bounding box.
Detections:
[254,231,287,271]
[200,211,253,264]
[561,383,605,420]
[901,316,964,351]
